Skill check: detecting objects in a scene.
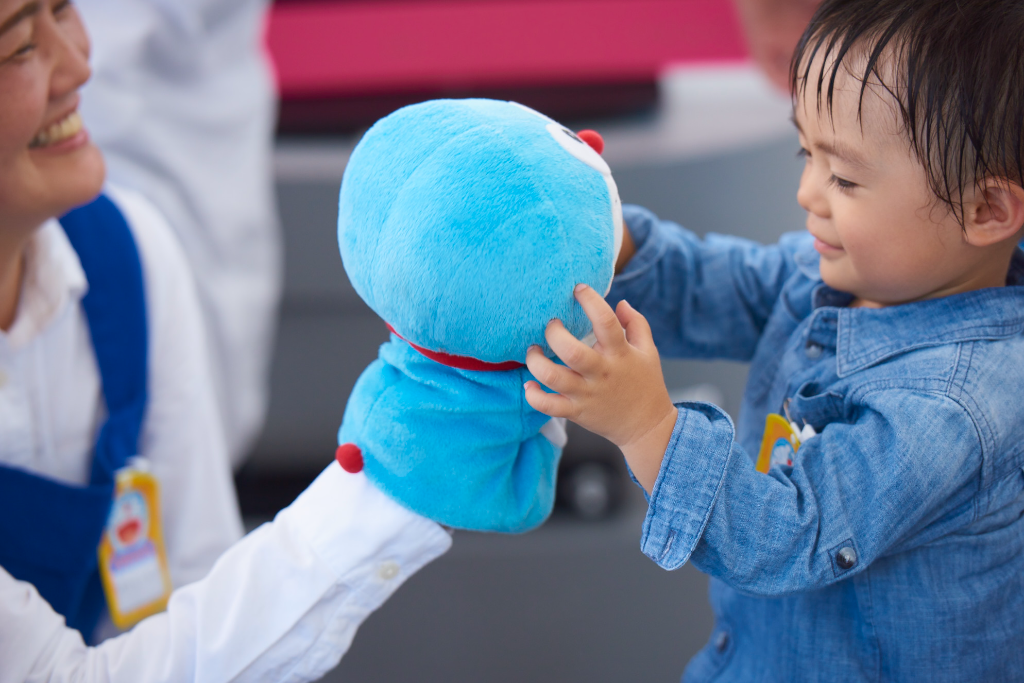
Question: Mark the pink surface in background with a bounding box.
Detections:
[267,0,749,98]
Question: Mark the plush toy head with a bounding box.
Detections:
[338,98,623,364]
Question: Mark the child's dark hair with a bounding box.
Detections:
[790,0,1024,225]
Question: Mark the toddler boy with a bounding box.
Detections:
[525,0,1024,679]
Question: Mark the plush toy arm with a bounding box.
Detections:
[337,340,563,533]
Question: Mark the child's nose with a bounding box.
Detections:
[796,167,829,218]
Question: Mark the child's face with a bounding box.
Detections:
[793,55,1001,307]
[0,0,103,234]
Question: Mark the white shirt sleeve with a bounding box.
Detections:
[107,184,244,587]
[0,464,452,683]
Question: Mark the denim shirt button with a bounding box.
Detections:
[714,631,730,652]
[805,342,823,359]
[836,546,858,570]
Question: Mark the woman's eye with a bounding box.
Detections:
[52,0,72,15]
[10,41,36,59]
[796,147,810,159]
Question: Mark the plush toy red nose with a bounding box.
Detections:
[576,129,604,155]
[335,443,364,473]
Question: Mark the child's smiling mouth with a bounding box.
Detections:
[811,232,844,256]
[30,110,85,149]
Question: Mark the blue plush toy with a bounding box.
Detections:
[336,99,623,532]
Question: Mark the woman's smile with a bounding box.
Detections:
[30,109,86,150]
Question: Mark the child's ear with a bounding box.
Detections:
[964,178,1024,247]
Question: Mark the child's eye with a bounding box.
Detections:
[52,0,72,16]
[827,175,857,193]
[796,147,810,159]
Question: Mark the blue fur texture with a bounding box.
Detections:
[339,98,616,361]
[339,339,557,532]
[337,99,619,532]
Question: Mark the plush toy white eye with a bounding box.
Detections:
[542,119,623,295]
[508,101,556,123]
[545,123,612,175]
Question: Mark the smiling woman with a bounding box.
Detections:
[0,2,457,678]
[0,0,103,326]
[0,0,246,645]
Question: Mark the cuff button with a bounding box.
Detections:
[836,546,858,570]
[377,561,400,580]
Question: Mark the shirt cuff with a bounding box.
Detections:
[640,402,735,570]
[277,462,452,591]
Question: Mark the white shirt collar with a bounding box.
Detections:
[3,220,88,351]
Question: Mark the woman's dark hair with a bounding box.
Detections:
[790,0,1024,225]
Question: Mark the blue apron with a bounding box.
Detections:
[0,194,148,640]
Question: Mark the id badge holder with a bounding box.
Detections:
[755,414,802,473]
[755,408,817,473]
[97,458,173,629]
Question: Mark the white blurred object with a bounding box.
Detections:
[669,383,726,407]
[799,423,817,441]
[540,417,569,449]
[274,63,794,183]
[600,63,795,168]
[78,0,281,467]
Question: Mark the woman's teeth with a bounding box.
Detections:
[30,111,84,148]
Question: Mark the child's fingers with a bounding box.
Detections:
[574,284,626,352]
[616,300,656,352]
[525,345,585,395]
[524,380,575,418]
[544,319,601,375]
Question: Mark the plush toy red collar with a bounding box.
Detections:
[386,324,525,371]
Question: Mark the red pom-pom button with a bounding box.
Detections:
[335,443,364,473]
[576,129,604,155]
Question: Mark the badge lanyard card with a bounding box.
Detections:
[97,460,173,629]
[755,404,817,474]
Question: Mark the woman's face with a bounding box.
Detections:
[0,0,103,233]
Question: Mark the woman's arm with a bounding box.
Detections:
[3,465,452,683]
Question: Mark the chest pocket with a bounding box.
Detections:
[787,381,845,434]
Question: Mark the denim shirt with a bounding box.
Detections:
[608,205,1024,682]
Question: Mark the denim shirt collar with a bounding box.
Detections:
[800,247,1024,377]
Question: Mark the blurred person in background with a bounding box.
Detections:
[76,0,281,467]
[732,0,821,91]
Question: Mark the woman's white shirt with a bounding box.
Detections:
[0,184,242,589]
[1,465,452,683]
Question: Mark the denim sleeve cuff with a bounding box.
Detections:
[640,402,735,570]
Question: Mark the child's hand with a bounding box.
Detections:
[524,284,677,492]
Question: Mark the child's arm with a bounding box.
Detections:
[657,393,981,594]
[526,289,983,592]
[610,204,812,362]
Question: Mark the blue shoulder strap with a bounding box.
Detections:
[0,194,149,640]
[60,194,149,485]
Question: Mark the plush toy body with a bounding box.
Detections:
[337,99,622,532]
